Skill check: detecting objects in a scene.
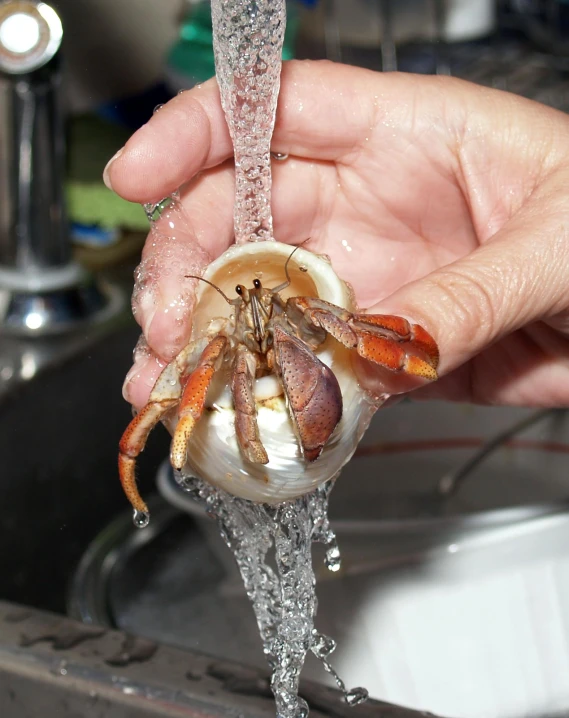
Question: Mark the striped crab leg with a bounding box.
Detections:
[288,297,439,381]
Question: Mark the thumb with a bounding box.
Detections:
[359,186,569,396]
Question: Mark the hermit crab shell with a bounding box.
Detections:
[172,241,374,504]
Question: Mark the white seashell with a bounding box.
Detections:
[169,241,375,504]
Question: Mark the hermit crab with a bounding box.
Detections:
[119,242,439,512]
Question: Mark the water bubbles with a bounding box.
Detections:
[211,0,286,243]
[345,687,369,706]
[276,695,309,718]
[51,659,68,677]
[271,152,289,161]
[133,509,150,529]
[153,103,164,113]
[325,544,341,573]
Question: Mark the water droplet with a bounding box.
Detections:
[296,697,309,717]
[178,475,195,492]
[143,196,174,223]
[325,545,341,572]
[312,631,336,657]
[345,687,369,706]
[133,509,150,528]
[271,152,289,161]
[153,103,164,113]
[298,264,308,273]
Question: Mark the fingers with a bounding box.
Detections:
[131,190,214,361]
[123,351,166,411]
[104,60,419,203]
[359,174,569,398]
[105,78,232,202]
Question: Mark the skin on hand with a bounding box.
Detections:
[105,59,569,411]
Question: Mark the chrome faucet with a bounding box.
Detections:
[0,0,116,334]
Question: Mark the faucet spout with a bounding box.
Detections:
[0,62,69,271]
[0,0,118,334]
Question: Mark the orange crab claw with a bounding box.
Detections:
[288,297,439,384]
[356,330,437,380]
[170,335,228,470]
[119,399,178,514]
[352,315,438,380]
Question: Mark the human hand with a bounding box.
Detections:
[104,60,569,410]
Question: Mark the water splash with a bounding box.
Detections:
[177,473,367,718]
[211,0,286,243]
[131,4,368,716]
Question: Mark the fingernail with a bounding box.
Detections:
[142,305,157,341]
[103,148,124,190]
[122,357,150,401]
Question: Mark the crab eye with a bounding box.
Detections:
[253,278,262,289]
[235,285,243,295]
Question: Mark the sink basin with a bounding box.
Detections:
[0,313,170,613]
[0,292,444,718]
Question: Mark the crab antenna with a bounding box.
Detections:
[272,239,311,293]
[186,275,232,304]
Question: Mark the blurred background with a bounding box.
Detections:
[4,0,569,262]
[4,2,569,718]
[15,0,569,263]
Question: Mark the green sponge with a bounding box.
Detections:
[66,114,148,232]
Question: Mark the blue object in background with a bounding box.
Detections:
[97,0,303,132]
[97,82,175,131]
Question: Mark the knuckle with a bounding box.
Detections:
[426,267,500,350]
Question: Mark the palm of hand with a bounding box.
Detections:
[109,61,569,409]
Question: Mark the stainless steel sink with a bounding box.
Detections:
[0,280,170,613]
[1,600,429,718]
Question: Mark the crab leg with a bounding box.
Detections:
[288,297,439,381]
[231,345,269,464]
[119,361,184,514]
[170,335,228,470]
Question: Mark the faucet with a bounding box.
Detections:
[0,0,119,334]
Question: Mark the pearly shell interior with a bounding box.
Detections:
[173,242,373,504]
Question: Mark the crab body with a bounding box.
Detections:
[119,242,439,511]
